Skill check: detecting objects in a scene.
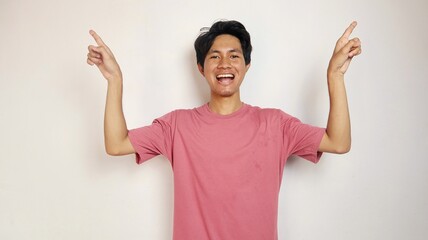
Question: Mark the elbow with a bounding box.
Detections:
[106,149,120,156]
[104,137,133,156]
[321,134,351,154]
[105,145,122,156]
[334,143,351,154]
[335,147,351,154]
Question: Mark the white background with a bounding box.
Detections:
[1,0,427,239]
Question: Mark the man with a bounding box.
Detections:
[87,20,361,239]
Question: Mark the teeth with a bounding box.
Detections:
[217,74,234,78]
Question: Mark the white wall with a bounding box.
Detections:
[1,0,427,239]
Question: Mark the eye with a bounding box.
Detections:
[210,55,220,59]
[230,55,240,59]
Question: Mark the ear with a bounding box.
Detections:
[197,64,204,76]
[245,63,251,72]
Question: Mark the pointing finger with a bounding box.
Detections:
[342,21,357,39]
[89,30,106,47]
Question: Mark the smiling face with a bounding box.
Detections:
[198,34,251,100]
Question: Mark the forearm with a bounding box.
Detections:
[325,73,351,153]
[104,77,129,155]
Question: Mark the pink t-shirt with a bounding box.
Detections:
[128,103,325,240]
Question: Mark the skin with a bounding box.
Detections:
[87,22,361,155]
[197,34,250,115]
[319,21,362,153]
[87,31,133,155]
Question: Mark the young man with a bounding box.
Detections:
[87,20,361,239]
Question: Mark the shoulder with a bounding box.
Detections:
[172,105,204,117]
[155,105,203,123]
[246,104,293,120]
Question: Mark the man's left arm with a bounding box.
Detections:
[318,21,362,154]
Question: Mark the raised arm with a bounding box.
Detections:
[318,21,362,154]
[87,30,135,156]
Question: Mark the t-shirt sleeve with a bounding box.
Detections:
[127,112,174,164]
[281,112,326,163]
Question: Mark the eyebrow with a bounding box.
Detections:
[209,49,243,54]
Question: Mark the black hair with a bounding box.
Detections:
[194,20,252,68]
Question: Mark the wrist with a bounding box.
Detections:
[107,74,123,85]
[327,70,344,82]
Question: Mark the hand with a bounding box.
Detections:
[328,21,362,76]
[87,30,122,82]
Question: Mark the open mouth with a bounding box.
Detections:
[216,73,235,85]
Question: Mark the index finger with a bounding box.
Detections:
[341,21,357,39]
[89,30,106,46]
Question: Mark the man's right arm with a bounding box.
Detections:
[87,30,135,156]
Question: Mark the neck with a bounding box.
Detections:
[208,94,243,115]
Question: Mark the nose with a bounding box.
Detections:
[218,57,232,69]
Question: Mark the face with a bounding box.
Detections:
[198,34,250,99]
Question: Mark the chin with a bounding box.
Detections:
[214,89,237,98]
